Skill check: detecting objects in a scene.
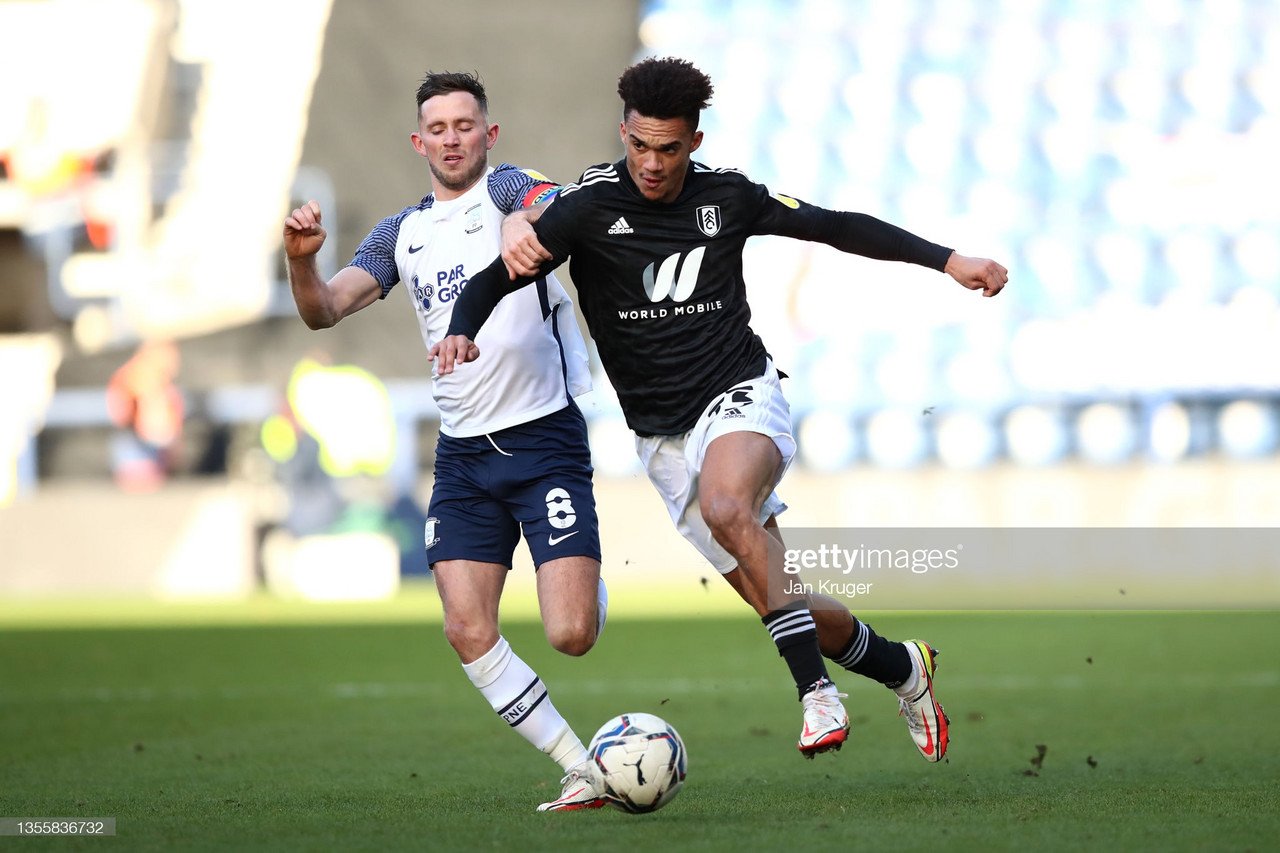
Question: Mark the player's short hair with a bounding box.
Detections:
[617,57,714,130]
[416,70,488,117]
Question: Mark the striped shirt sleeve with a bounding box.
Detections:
[488,163,560,213]
[350,205,416,297]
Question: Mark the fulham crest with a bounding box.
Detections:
[697,205,721,237]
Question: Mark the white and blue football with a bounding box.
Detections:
[587,712,687,813]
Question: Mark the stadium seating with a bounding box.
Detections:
[635,0,1280,466]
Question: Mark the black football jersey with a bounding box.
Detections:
[450,159,953,436]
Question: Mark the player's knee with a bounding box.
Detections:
[442,615,498,660]
[546,620,596,657]
[701,494,753,544]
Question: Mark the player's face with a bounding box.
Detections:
[411,91,498,200]
[620,111,703,204]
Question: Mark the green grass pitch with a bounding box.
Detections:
[2,604,1276,851]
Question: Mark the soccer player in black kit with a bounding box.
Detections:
[434,57,1008,764]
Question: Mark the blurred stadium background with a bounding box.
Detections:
[1,0,1278,608]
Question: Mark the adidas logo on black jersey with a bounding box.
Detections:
[607,216,634,235]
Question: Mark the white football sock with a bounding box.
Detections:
[462,636,589,771]
[596,577,609,640]
[542,725,591,771]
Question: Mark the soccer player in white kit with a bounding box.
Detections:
[284,71,608,812]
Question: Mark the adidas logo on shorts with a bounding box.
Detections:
[607,216,634,235]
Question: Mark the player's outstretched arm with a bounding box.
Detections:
[284,200,381,329]
[944,252,1009,297]
[758,194,1009,290]
[429,255,536,375]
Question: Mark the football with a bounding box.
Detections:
[587,712,687,813]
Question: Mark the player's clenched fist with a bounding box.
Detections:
[284,200,327,259]
[429,334,481,376]
[944,252,1009,298]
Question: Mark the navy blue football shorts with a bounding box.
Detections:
[425,402,601,569]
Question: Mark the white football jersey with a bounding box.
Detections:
[351,165,591,437]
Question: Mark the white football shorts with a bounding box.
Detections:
[634,360,794,574]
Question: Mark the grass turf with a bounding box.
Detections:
[1,608,1276,851]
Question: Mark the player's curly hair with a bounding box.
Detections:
[617,57,714,129]
[416,70,488,116]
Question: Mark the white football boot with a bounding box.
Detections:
[798,678,849,757]
[536,760,607,812]
[897,640,950,762]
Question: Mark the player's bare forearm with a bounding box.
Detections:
[287,256,341,329]
[285,255,382,330]
[944,252,1009,298]
[284,200,342,328]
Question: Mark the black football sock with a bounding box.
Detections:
[829,617,913,689]
[762,605,830,699]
